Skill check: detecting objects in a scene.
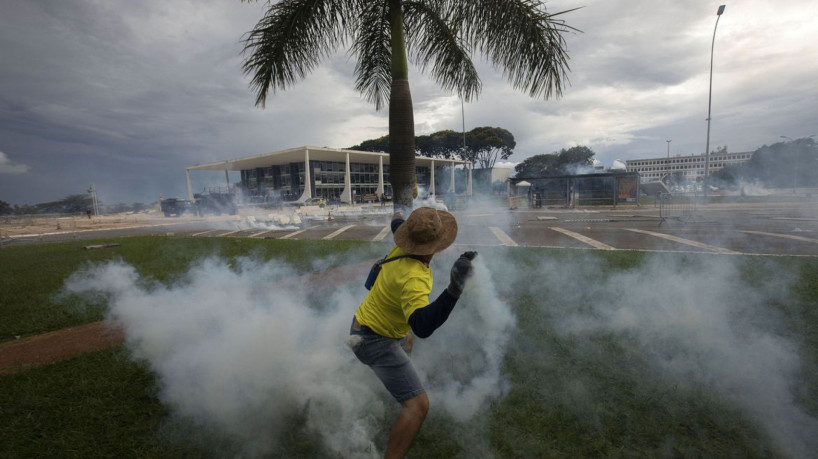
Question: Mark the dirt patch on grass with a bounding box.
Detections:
[0,321,124,375]
[0,261,372,375]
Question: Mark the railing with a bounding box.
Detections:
[659,193,697,225]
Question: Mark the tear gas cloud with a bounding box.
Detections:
[62,239,817,456]
[63,251,514,457]
[494,252,818,458]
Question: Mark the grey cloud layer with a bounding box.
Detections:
[1,0,816,204]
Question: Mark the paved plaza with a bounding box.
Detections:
[4,201,818,257]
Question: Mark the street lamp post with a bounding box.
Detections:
[781,136,797,194]
[666,139,671,159]
[703,4,726,202]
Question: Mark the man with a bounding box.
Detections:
[350,206,476,458]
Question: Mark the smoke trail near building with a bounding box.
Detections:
[63,251,512,457]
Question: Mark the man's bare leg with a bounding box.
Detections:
[384,392,429,459]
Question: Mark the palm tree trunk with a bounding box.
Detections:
[388,0,415,212]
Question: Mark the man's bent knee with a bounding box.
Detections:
[402,392,429,419]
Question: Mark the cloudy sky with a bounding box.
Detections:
[1,0,816,205]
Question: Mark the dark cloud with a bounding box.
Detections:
[1,0,817,204]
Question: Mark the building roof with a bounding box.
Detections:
[187,146,468,172]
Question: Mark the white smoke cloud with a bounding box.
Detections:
[507,252,818,458]
[63,251,512,457]
[60,241,817,457]
[417,258,516,421]
[0,151,30,174]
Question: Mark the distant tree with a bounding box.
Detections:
[515,153,558,177]
[352,126,516,164]
[515,145,595,177]
[14,204,37,215]
[464,126,516,169]
[0,200,12,215]
[105,203,131,214]
[349,135,390,152]
[416,130,463,159]
[555,145,594,173]
[132,202,149,212]
[713,137,816,188]
[36,194,92,214]
[711,164,741,186]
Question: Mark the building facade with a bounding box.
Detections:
[626,151,753,183]
[186,146,470,204]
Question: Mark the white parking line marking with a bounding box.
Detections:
[220,229,241,237]
[373,226,391,242]
[280,229,306,239]
[323,225,355,240]
[9,220,195,239]
[192,229,217,237]
[550,227,615,250]
[625,228,741,254]
[248,229,276,238]
[741,230,818,244]
[489,227,518,246]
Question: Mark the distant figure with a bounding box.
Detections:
[380,193,386,207]
[86,208,92,219]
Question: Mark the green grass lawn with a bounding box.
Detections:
[1,237,817,457]
[0,236,386,341]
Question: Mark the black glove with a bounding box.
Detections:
[447,251,477,298]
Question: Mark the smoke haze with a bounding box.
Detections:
[496,251,818,458]
[60,229,818,457]
[63,250,513,457]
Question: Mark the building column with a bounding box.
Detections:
[186,169,194,201]
[376,155,385,196]
[449,162,456,193]
[341,152,352,204]
[467,164,473,196]
[297,148,312,202]
[429,160,436,196]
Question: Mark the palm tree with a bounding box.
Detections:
[241,0,576,210]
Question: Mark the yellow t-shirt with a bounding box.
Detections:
[355,246,432,338]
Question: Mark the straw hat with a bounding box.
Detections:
[394,207,458,255]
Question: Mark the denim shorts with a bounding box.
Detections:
[349,319,425,403]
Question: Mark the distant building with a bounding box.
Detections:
[511,172,640,207]
[186,146,470,204]
[626,152,753,183]
[489,162,516,183]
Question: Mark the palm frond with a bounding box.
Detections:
[348,2,392,111]
[241,0,357,107]
[459,0,578,99]
[403,1,481,101]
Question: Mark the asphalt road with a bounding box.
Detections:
[4,202,818,257]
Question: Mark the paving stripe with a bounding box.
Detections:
[373,225,391,242]
[8,220,199,239]
[280,229,307,240]
[489,227,518,246]
[323,225,355,240]
[192,229,218,237]
[771,217,818,221]
[248,229,276,238]
[549,227,615,250]
[625,228,741,254]
[741,230,818,244]
[219,229,242,237]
